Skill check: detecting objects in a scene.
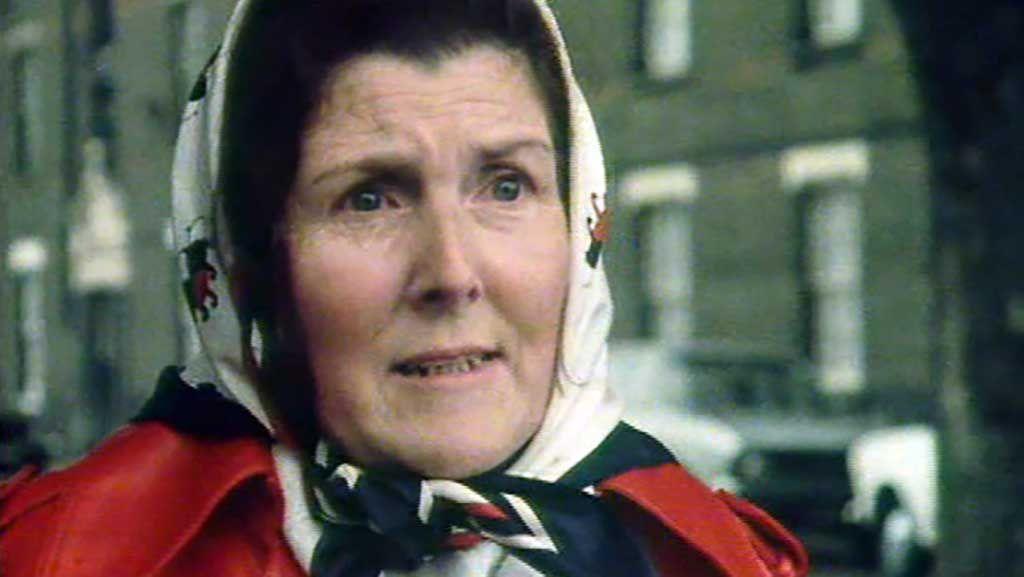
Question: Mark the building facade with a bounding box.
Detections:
[0,0,234,462]
[557,0,933,410]
[0,0,935,463]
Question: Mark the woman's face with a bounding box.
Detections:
[281,45,569,478]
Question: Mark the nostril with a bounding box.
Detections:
[420,287,450,305]
[416,282,481,309]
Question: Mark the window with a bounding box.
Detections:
[85,0,117,142]
[642,0,693,81]
[805,0,863,50]
[783,141,869,395]
[6,238,48,417]
[642,206,694,340]
[619,165,699,341]
[10,49,43,175]
[801,186,864,393]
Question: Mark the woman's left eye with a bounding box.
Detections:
[491,175,526,202]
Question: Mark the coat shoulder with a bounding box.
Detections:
[715,490,809,577]
[0,423,278,577]
[600,463,809,577]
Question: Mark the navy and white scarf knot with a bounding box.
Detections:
[309,443,662,577]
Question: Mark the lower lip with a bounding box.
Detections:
[391,358,505,390]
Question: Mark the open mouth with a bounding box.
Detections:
[392,351,502,378]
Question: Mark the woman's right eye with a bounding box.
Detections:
[336,184,397,213]
[349,189,385,212]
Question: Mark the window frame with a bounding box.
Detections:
[795,182,866,394]
[794,0,867,66]
[9,47,43,177]
[638,0,695,84]
[6,237,49,417]
[618,164,700,341]
[782,140,869,396]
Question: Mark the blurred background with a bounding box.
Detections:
[2,1,1023,576]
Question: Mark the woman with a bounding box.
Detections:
[0,1,808,576]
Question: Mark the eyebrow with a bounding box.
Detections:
[306,137,554,189]
[477,138,554,162]
[307,154,420,190]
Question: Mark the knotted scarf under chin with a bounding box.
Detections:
[308,424,672,577]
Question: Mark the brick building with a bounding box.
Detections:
[557,0,933,409]
[0,0,234,461]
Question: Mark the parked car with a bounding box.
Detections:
[610,340,874,538]
[729,412,869,532]
[846,424,937,577]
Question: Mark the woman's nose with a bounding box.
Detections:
[407,210,483,313]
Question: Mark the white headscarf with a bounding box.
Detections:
[170,1,620,573]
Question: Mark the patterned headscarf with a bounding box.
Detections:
[170,1,641,575]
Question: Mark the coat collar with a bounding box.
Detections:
[599,463,808,577]
[1,421,283,577]
[4,423,806,577]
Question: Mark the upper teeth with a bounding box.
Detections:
[396,353,496,377]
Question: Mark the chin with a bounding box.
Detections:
[338,417,539,480]
[417,407,546,478]
[317,376,550,479]
[404,443,520,479]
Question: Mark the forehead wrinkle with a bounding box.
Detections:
[302,46,552,183]
[321,46,538,122]
[316,95,540,170]
[349,85,528,127]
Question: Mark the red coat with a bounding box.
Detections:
[0,423,808,577]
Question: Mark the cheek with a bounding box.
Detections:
[489,221,570,341]
[285,233,401,350]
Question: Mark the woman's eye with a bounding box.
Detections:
[340,187,391,212]
[492,175,525,202]
[351,190,384,211]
